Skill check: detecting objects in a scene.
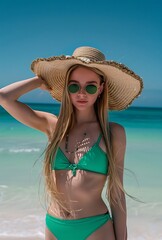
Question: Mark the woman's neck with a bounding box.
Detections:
[74,108,98,125]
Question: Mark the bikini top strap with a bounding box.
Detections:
[96,133,102,145]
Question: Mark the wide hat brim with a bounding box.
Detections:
[31,55,143,110]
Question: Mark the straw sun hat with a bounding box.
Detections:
[31,46,143,110]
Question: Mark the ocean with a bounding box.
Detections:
[0,104,162,240]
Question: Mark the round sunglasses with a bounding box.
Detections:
[68,83,98,95]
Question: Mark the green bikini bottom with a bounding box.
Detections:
[46,211,112,240]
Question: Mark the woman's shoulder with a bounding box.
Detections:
[109,121,125,131]
[109,122,126,141]
[108,122,126,163]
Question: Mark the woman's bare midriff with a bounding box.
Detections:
[48,170,108,219]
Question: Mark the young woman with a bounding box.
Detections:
[0,46,143,240]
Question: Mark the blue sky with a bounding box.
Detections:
[0,0,162,107]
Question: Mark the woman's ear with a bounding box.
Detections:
[99,82,104,95]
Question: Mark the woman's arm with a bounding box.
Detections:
[0,76,57,139]
[110,122,127,240]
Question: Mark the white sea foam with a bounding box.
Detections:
[0,147,41,153]
[0,215,45,238]
[127,199,162,239]
[9,148,40,153]
[0,185,8,189]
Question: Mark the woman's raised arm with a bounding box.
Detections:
[0,76,57,138]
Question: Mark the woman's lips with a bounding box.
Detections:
[77,101,88,104]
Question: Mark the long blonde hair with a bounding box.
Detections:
[44,64,125,212]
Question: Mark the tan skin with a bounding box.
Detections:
[0,67,127,240]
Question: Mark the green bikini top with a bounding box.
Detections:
[51,133,109,176]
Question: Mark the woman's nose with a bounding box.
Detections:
[77,87,86,95]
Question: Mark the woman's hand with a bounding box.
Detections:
[39,77,52,92]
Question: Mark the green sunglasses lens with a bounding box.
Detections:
[68,84,80,93]
[86,85,97,94]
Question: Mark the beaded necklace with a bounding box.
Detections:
[65,132,87,154]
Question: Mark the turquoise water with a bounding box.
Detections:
[0,104,162,239]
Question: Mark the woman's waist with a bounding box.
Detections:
[46,210,111,224]
[48,198,108,219]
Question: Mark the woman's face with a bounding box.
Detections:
[68,66,103,111]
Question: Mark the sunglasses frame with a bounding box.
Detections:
[68,83,99,95]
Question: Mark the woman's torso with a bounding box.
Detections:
[48,122,109,219]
